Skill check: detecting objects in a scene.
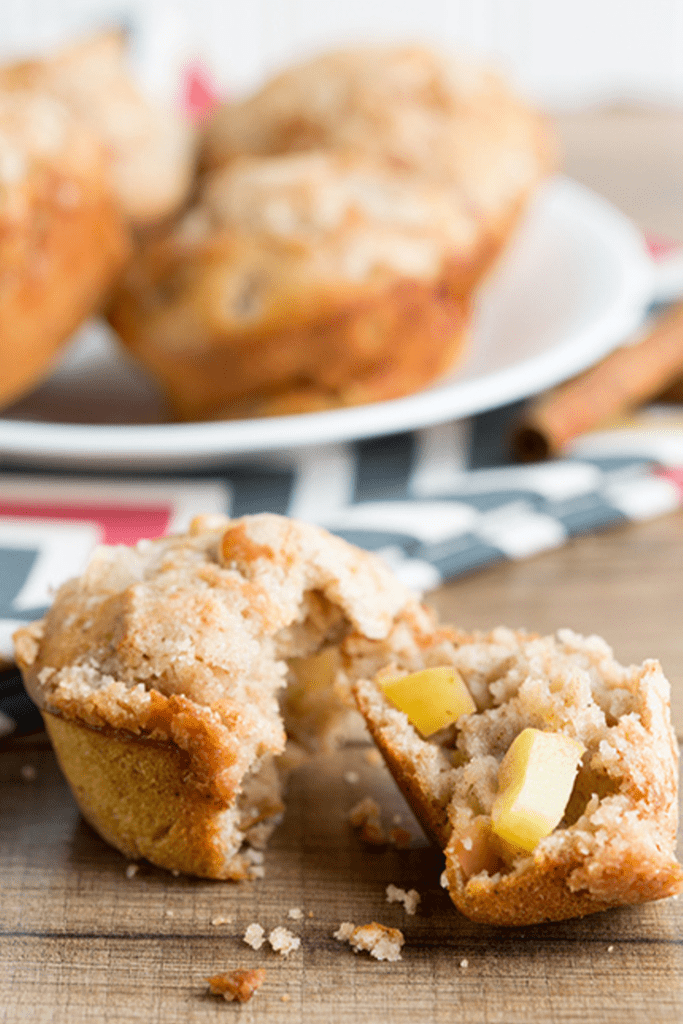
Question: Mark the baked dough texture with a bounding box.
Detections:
[0,31,194,412]
[349,625,683,925]
[203,45,553,224]
[14,513,428,879]
[110,149,486,419]
[13,515,682,923]
[0,85,129,410]
[2,30,195,227]
[110,45,555,420]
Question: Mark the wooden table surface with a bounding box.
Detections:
[2,108,683,1024]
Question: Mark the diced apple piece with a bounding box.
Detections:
[491,728,585,853]
[379,666,476,738]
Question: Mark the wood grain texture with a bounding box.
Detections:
[2,729,683,1024]
[2,108,683,1023]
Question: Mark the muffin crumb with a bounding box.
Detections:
[334,921,404,961]
[390,827,413,849]
[349,796,388,844]
[386,884,420,915]
[206,969,266,1003]
[268,927,301,957]
[243,923,265,950]
[348,796,381,827]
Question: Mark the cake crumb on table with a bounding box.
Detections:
[460,958,469,969]
[344,771,360,784]
[348,796,381,827]
[361,820,388,845]
[244,847,266,880]
[287,908,304,921]
[333,922,356,943]
[244,848,264,865]
[125,864,139,879]
[268,927,301,957]
[206,969,266,1003]
[20,764,37,781]
[386,884,421,915]
[0,711,14,740]
[349,796,388,845]
[211,916,233,926]
[389,827,412,849]
[333,921,404,962]
[243,923,266,950]
[281,993,291,1003]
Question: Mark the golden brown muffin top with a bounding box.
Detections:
[203,45,555,221]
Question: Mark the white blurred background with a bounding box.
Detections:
[2,0,683,108]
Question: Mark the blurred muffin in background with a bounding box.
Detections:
[203,46,555,253]
[110,149,489,419]
[110,45,556,421]
[4,30,195,227]
[0,30,195,411]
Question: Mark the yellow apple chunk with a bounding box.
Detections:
[380,666,476,738]
[491,728,585,853]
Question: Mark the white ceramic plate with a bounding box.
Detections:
[0,176,654,470]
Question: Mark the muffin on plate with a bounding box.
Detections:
[203,45,554,246]
[2,29,195,227]
[0,85,129,411]
[109,45,555,420]
[0,30,194,411]
[109,149,489,419]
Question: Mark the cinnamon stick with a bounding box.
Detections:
[513,300,683,461]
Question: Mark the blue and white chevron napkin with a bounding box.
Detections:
[1,400,681,657]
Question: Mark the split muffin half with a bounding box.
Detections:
[348,625,683,924]
[14,513,429,879]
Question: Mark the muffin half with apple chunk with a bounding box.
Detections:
[349,626,683,925]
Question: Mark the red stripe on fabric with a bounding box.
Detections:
[644,234,682,260]
[0,502,171,545]
[657,469,683,498]
[182,63,219,122]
